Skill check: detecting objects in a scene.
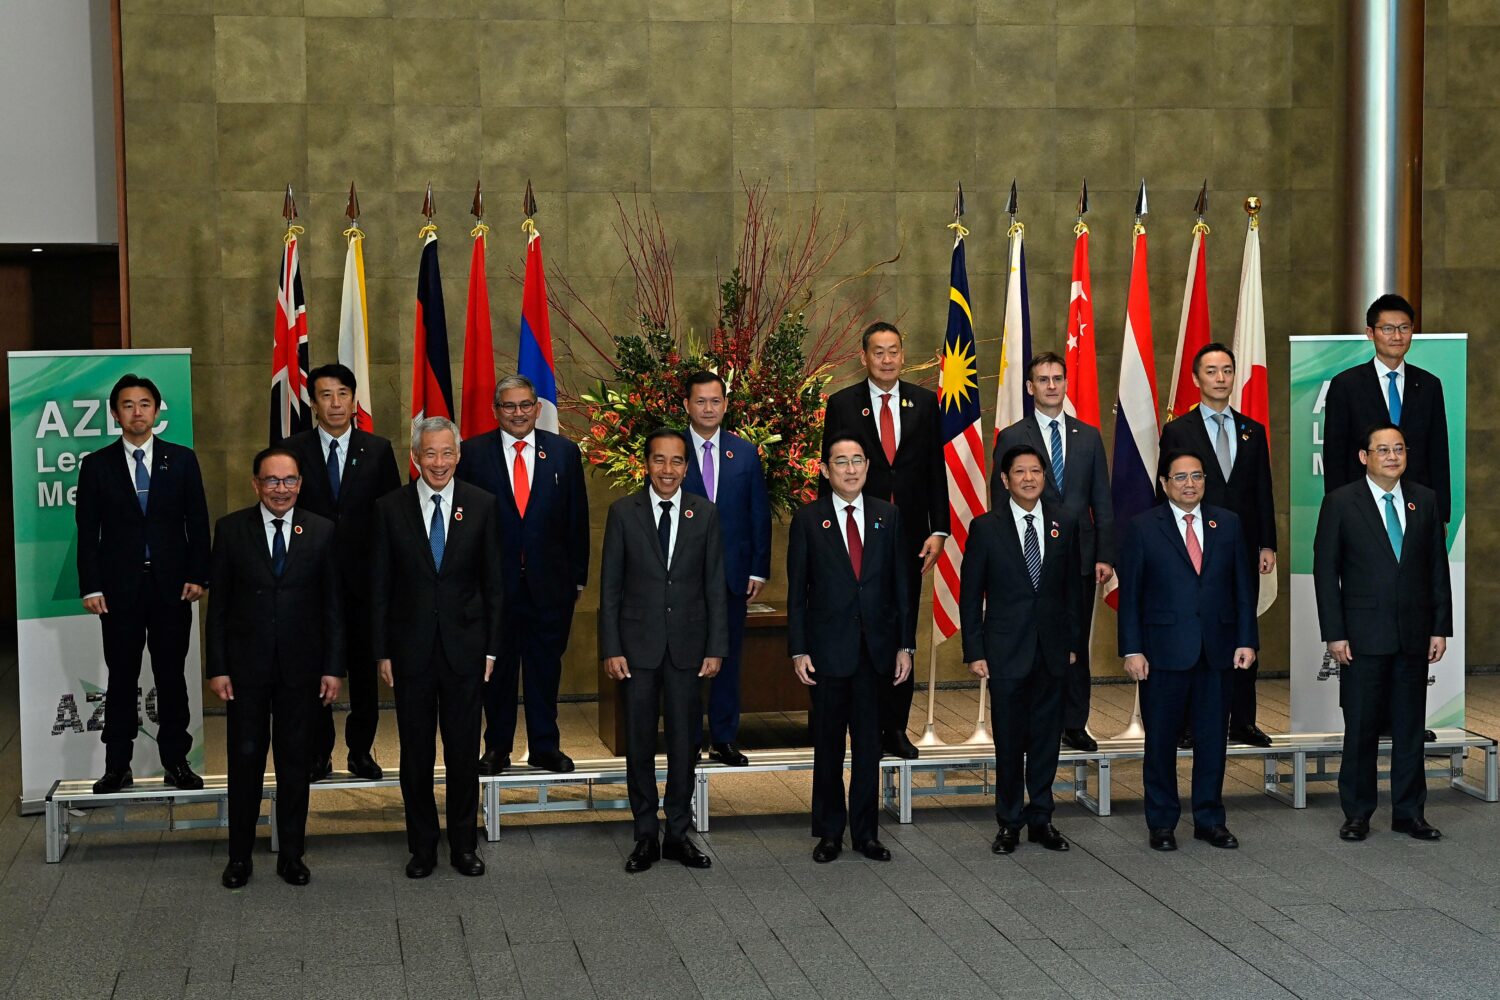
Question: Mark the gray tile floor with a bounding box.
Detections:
[3,652,1499,999]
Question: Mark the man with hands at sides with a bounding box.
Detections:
[787,435,913,864]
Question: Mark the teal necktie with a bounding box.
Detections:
[1387,371,1402,424]
[1383,492,1403,560]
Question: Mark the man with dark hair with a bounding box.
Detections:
[1314,423,1451,842]
[990,351,1113,753]
[283,363,401,781]
[1155,342,1276,748]
[76,373,211,794]
[680,370,771,767]
[457,373,589,775]
[822,321,946,759]
[209,448,344,888]
[599,428,727,873]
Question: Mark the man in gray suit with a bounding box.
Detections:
[599,428,728,873]
[990,352,1114,751]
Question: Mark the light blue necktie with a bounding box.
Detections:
[134,448,151,559]
[429,494,446,570]
[1023,513,1041,590]
[1387,371,1402,424]
[1383,492,1403,560]
[1049,419,1065,496]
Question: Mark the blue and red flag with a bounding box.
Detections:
[518,219,559,432]
[411,226,455,454]
[269,229,311,445]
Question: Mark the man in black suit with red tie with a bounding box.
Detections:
[457,374,589,775]
[821,322,947,759]
[76,374,211,795]
[283,363,401,781]
[788,435,913,863]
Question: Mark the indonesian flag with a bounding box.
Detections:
[993,225,1032,445]
[1166,225,1211,420]
[1064,224,1100,427]
[1230,213,1277,614]
[337,226,374,432]
[411,229,455,475]
[269,232,311,445]
[460,227,497,439]
[518,223,560,433]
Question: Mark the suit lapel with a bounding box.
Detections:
[1157,506,1196,573]
[1356,485,1402,569]
[1363,364,1395,424]
[634,490,668,570]
[820,496,859,583]
[406,486,439,575]
[249,508,276,579]
[338,431,370,509]
[108,441,145,518]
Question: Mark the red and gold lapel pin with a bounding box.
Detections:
[454,507,465,521]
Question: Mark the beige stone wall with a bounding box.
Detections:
[119,0,1491,696]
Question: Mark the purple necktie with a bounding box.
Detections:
[702,441,716,502]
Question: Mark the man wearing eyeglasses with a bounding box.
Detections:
[456,374,589,775]
[1323,294,1451,525]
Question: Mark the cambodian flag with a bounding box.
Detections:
[518,222,559,432]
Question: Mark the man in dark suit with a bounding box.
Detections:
[991,351,1114,753]
[963,445,1082,855]
[1156,343,1276,748]
[283,363,401,781]
[681,370,772,767]
[599,428,728,873]
[1323,293,1450,524]
[1118,451,1258,852]
[371,417,504,879]
[1314,423,1451,842]
[788,435,913,863]
[822,321,947,759]
[208,447,344,888]
[76,373,211,794]
[457,374,589,775]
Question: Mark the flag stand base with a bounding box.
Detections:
[916,724,947,748]
[1113,686,1146,740]
[963,720,993,746]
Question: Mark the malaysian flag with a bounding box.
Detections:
[270,204,311,445]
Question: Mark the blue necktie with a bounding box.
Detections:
[429,494,446,571]
[328,439,341,500]
[1049,419,1065,496]
[1387,371,1402,424]
[657,500,672,565]
[1023,513,1041,590]
[270,518,286,577]
[1383,492,1403,560]
[132,448,149,513]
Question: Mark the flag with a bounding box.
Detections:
[460,225,497,439]
[1166,223,1211,419]
[1104,225,1160,610]
[270,230,311,445]
[519,220,560,433]
[932,230,986,643]
[1230,208,1277,614]
[1064,222,1100,427]
[411,227,455,474]
[337,224,374,432]
[994,224,1032,442]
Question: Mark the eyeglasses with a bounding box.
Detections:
[1165,472,1205,484]
[497,399,537,414]
[830,456,868,469]
[1369,445,1406,457]
[1374,323,1414,336]
[258,476,301,488]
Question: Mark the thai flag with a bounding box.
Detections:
[269,233,311,445]
[411,229,454,473]
[518,223,559,432]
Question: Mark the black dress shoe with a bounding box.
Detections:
[992,828,1020,854]
[308,756,333,782]
[882,733,920,760]
[1061,728,1098,753]
[662,839,712,869]
[1177,729,1194,751]
[625,837,660,873]
[162,762,204,790]
[477,750,510,776]
[854,840,891,861]
[813,838,842,863]
[708,743,750,767]
[1028,824,1070,851]
[92,769,133,794]
[1339,818,1370,841]
[1230,725,1273,748]
[1423,728,1437,743]
[1149,828,1178,851]
[221,859,251,889]
[528,749,575,773]
[450,851,486,876]
[1193,824,1239,849]
[346,751,383,781]
[1392,817,1442,840]
[276,857,310,886]
[405,855,436,879]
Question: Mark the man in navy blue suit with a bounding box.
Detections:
[1118,451,1258,852]
[456,374,589,774]
[681,370,772,767]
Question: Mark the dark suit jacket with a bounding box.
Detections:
[75,438,211,604]
[1313,479,1452,657]
[1322,360,1450,523]
[1117,503,1258,671]
[456,427,589,607]
[991,413,1114,574]
[282,427,402,591]
[1156,406,1276,554]
[823,379,950,539]
[206,505,345,687]
[959,502,1082,680]
[786,494,913,678]
[597,488,729,670]
[370,481,504,676]
[683,429,772,594]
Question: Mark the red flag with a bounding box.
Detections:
[1166,225,1211,419]
[269,231,311,445]
[1063,224,1100,427]
[460,227,497,438]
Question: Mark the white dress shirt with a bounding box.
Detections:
[1198,402,1238,469]
[415,478,456,538]
[1009,498,1045,561]
[501,429,537,493]
[1366,476,1407,535]
[317,425,352,479]
[867,379,901,447]
[122,435,153,481]
[689,426,721,499]
[1170,501,1205,551]
[833,492,865,553]
[1033,410,1067,468]
[260,503,295,556]
[648,486,681,565]
[1373,357,1407,410]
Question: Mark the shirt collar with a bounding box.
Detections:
[1009,498,1042,525]
[867,379,899,403]
[648,485,680,509]
[500,429,536,452]
[689,426,721,453]
[832,492,864,515]
[122,435,153,459]
[1373,356,1407,378]
[260,503,295,525]
[1034,410,1065,434]
[416,477,455,511]
[1366,476,1404,504]
[317,424,352,451]
[1170,501,1202,525]
[1199,402,1232,429]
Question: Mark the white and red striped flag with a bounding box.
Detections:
[1230,201,1277,614]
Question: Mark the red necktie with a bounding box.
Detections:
[512,441,530,518]
[845,504,863,578]
[879,393,897,465]
[1183,513,1202,574]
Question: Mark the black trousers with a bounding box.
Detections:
[313,595,378,761]
[100,573,193,771]
[880,554,921,740]
[483,587,574,756]
[705,591,749,744]
[1228,660,1260,731]
[393,638,483,859]
[1061,572,1097,730]
[1339,652,1428,824]
[991,660,1064,830]
[1140,656,1228,830]
[810,645,883,845]
[622,652,700,843]
[226,678,316,862]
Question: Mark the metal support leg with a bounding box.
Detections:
[899,763,913,824]
[269,794,279,854]
[45,800,64,863]
[693,771,710,833]
[1095,760,1112,817]
[484,780,501,841]
[1292,750,1308,808]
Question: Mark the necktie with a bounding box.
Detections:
[657,500,673,565]
[1049,419,1066,496]
[1183,513,1202,574]
[513,441,530,517]
[133,448,149,513]
[1023,513,1041,590]
[879,393,897,465]
[270,517,286,577]
[1387,370,1402,424]
[327,439,341,500]
[429,494,445,570]
[1383,492,1403,559]
[845,504,863,578]
[702,441,716,502]
[1212,412,1232,479]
